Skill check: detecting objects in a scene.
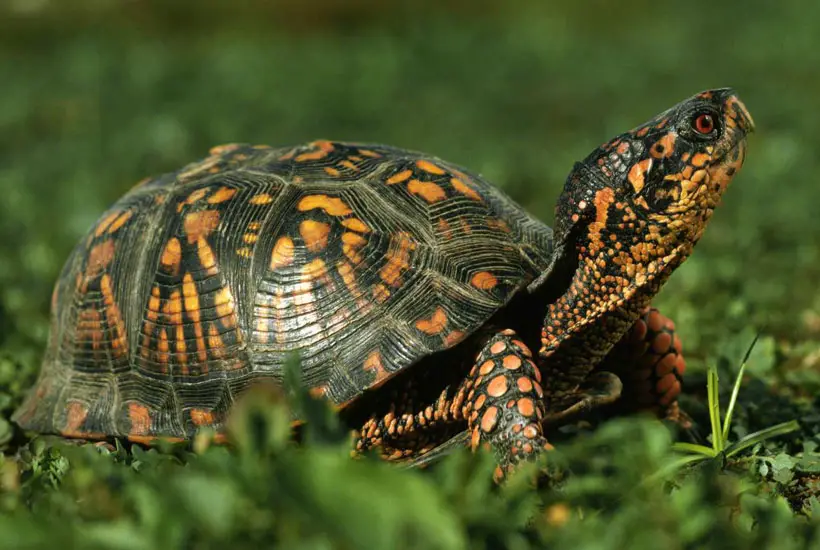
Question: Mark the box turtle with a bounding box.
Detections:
[14,88,753,479]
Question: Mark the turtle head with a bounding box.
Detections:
[552,88,753,278]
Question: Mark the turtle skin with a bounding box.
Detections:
[14,88,754,479]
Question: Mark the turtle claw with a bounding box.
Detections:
[543,371,623,425]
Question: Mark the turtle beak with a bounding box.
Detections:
[723,91,755,135]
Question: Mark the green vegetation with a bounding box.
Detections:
[2,1,820,547]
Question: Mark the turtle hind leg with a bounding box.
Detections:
[604,307,691,429]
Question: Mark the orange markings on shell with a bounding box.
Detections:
[451,178,482,200]
[106,211,133,235]
[160,238,182,275]
[416,159,446,175]
[364,350,390,385]
[270,236,295,269]
[207,323,225,359]
[64,401,88,435]
[324,167,341,177]
[386,170,412,185]
[480,406,499,433]
[379,232,415,286]
[128,402,152,436]
[85,239,116,279]
[339,160,360,172]
[184,210,220,244]
[295,140,334,162]
[190,408,215,427]
[299,219,331,252]
[214,286,237,326]
[249,193,273,205]
[372,283,391,303]
[297,195,353,216]
[340,218,369,233]
[407,179,446,203]
[207,187,237,204]
[443,330,465,346]
[470,271,498,290]
[100,274,128,356]
[415,306,448,335]
[486,375,509,398]
[95,210,124,236]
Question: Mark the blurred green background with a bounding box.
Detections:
[3,1,820,547]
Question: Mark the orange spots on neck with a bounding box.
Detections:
[628,158,653,194]
[299,219,331,252]
[650,133,677,159]
[415,306,448,335]
[408,179,446,203]
[690,152,710,167]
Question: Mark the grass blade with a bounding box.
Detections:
[722,334,759,442]
[707,363,724,453]
[644,453,712,485]
[724,420,800,458]
[671,442,718,458]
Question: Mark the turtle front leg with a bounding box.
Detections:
[603,307,690,428]
[464,329,554,481]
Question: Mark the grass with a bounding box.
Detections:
[3,1,820,548]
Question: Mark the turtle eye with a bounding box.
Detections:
[692,113,716,135]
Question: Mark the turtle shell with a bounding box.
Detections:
[14,140,554,441]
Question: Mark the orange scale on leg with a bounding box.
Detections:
[651,331,673,354]
[655,373,678,395]
[655,353,679,377]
